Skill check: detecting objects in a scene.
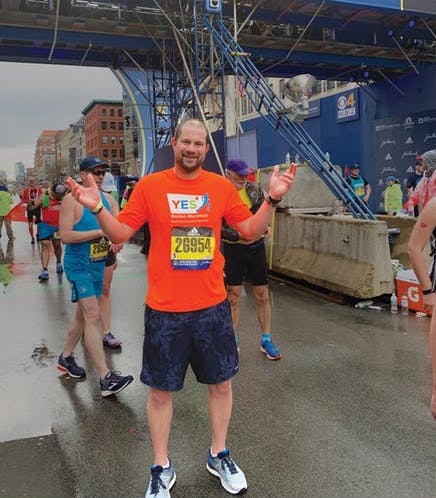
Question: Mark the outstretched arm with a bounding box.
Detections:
[65,176,135,244]
[235,164,296,239]
[408,197,436,419]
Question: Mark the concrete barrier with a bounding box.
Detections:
[270,213,394,298]
[259,164,338,210]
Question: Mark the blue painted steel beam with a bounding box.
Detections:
[0,25,157,51]
[242,46,411,70]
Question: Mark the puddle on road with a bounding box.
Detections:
[31,341,56,368]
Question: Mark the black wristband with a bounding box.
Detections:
[422,288,434,295]
[266,195,282,206]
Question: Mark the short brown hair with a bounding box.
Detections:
[173,118,209,143]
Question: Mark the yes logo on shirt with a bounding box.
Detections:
[167,193,210,214]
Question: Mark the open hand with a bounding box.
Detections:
[268,163,297,201]
[65,175,101,211]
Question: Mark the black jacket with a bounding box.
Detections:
[221,182,264,242]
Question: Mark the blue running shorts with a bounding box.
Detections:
[68,276,104,303]
[37,222,58,242]
[140,300,239,391]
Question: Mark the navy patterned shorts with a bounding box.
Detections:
[141,300,239,391]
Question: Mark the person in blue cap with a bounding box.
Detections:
[346,164,371,203]
[383,175,403,216]
[222,159,282,361]
[57,156,133,396]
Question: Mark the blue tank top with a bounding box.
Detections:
[64,193,111,278]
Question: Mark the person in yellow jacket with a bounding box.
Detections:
[384,176,403,216]
[0,184,14,240]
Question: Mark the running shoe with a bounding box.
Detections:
[38,269,49,281]
[57,353,86,379]
[260,335,282,361]
[103,331,122,349]
[145,460,176,497]
[56,262,63,274]
[207,449,247,495]
[100,371,133,397]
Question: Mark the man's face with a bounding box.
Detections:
[171,124,209,174]
[350,168,360,178]
[81,167,107,189]
[226,170,248,191]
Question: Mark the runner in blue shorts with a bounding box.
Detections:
[65,119,296,497]
[57,156,133,397]
[31,183,66,281]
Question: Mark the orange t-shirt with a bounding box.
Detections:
[118,168,252,312]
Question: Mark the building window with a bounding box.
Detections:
[102,136,108,144]
[118,121,124,130]
[111,136,116,144]
[120,147,125,158]
[103,149,108,158]
[111,149,117,158]
[118,109,123,117]
[119,136,124,143]
[102,121,107,130]
[102,108,107,117]
[110,122,116,130]
[110,108,115,117]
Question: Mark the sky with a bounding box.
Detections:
[0,62,122,178]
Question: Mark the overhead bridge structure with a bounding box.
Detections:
[1,0,435,218]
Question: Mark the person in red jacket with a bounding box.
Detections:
[21,179,43,244]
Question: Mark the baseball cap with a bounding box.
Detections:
[79,156,109,171]
[101,172,117,192]
[226,159,250,176]
[386,175,396,183]
[350,163,360,170]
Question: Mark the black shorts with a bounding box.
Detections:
[140,300,239,391]
[105,251,116,267]
[26,206,41,223]
[223,240,268,286]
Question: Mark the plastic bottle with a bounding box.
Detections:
[390,293,398,314]
[408,202,415,218]
[401,294,409,316]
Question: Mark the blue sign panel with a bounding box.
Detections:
[307,99,321,119]
[335,89,359,123]
[328,0,400,9]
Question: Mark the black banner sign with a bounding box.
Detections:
[374,109,436,213]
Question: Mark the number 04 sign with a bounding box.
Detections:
[335,89,359,123]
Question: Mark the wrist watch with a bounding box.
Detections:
[266,195,282,206]
[422,288,434,295]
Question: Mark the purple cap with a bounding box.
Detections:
[226,159,250,176]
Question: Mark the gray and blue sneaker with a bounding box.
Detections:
[100,370,133,397]
[57,353,86,379]
[38,269,49,281]
[207,448,247,495]
[145,460,176,497]
[56,262,63,274]
[260,334,282,361]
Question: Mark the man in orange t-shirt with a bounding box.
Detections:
[65,118,296,497]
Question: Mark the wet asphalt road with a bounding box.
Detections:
[0,223,435,498]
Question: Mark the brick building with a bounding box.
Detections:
[82,99,125,172]
[34,130,63,181]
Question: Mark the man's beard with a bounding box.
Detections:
[179,155,202,173]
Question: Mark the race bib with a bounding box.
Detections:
[89,237,109,262]
[171,227,215,270]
